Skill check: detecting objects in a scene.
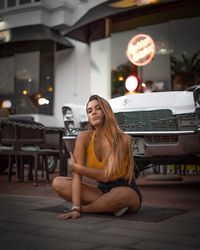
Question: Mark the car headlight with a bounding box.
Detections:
[176,113,198,130]
[193,86,200,110]
[178,116,197,128]
[193,86,200,129]
[63,107,74,121]
[62,107,75,134]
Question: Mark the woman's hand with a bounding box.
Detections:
[57,206,81,220]
[68,152,76,172]
[57,210,81,220]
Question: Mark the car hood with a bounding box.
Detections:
[62,91,195,126]
[109,91,195,114]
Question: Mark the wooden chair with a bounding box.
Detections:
[1,119,67,185]
[40,128,68,176]
[0,121,21,180]
[14,120,50,186]
[1,119,50,186]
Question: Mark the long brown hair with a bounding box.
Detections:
[86,95,134,182]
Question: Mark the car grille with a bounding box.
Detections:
[115,109,176,131]
[144,135,178,144]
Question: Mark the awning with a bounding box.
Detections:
[63,0,137,43]
[0,25,74,50]
[63,0,195,44]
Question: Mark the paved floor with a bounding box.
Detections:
[0,170,200,250]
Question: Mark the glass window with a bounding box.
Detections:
[0,57,14,95]
[0,0,5,9]
[0,41,54,115]
[15,52,40,114]
[19,0,31,4]
[110,16,200,97]
[7,0,16,7]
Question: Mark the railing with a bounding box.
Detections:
[0,117,65,133]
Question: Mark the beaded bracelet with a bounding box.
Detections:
[71,205,81,213]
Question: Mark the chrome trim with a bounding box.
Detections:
[193,85,200,108]
[62,130,198,138]
[124,130,196,135]
[63,136,77,139]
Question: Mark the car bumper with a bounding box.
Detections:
[130,132,200,157]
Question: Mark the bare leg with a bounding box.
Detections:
[52,177,141,214]
[82,186,141,214]
[52,176,103,204]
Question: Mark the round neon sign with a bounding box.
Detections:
[126,34,155,66]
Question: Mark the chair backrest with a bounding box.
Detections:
[41,131,62,150]
[1,123,17,146]
[15,119,46,146]
[9,115,35,122]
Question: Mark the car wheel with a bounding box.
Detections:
[47,156,58,173]
[0,156,9,174]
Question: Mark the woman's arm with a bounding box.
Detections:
[72,163,107,182]
[71,132,89,216]
[58,132,88,220]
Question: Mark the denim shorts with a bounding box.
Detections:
[97,178,142,210]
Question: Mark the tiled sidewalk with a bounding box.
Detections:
[0,193,200,250]
[0,171,200,209]
[0,172,200,250]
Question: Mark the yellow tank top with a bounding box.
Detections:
[86,131,129,180]
[86,131,104,169]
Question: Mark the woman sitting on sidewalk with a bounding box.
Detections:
[52,95,142,219]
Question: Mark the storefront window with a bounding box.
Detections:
[0,0,5,9]
[0,57,14,95]
[111,16,200,97]
[15,51,40,113]
[7,0,16,8]
[0,41,54,115]
[19,0,31,4]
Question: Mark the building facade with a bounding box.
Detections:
[0,0,199,126]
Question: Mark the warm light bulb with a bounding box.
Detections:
[48,86,54,92]
[118,76,124,81]
[23,90,28,95]
[38,98,49,105]
[125,76,138,92]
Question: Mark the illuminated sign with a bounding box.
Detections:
[127,34,155,66]
[125,75,138,92]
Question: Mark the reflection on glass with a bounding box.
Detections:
[0,57,14,94]
[0,41,54,115]
[19,0,31,4]
[7,0,16,8]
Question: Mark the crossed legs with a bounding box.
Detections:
[52,176,141,214]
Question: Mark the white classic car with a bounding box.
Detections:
[62,85,200,173]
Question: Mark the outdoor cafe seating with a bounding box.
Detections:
[0,118,67,186]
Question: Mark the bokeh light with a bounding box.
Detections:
[125,75,138,92]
